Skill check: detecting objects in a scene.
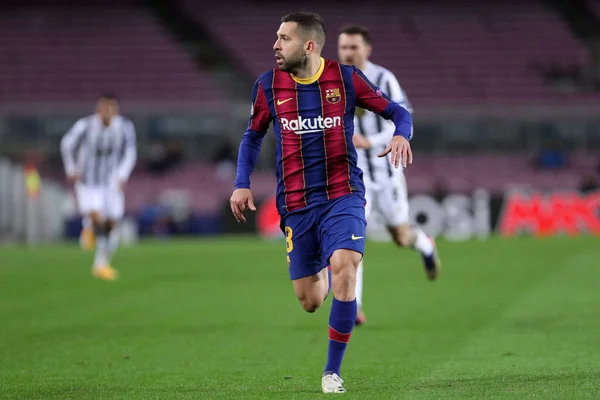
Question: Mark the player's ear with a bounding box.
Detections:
[306,40,316,53]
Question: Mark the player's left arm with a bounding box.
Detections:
[351,67,413,168]
[116,119,137,186]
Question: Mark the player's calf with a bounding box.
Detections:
[91,218,122,280]
[390,223,439,280]
[81,211,112,252]
[79,213,97,251]
[323,249,361,382]
[389,223,417,248]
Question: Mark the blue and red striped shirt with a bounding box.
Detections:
[235,58,412,216]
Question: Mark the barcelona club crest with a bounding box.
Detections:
[325,88,341,104]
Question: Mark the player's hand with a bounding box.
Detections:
[230,188,256,223]
[352,133,371,149]
[378,136,413,168]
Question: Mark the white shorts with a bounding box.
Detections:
[365,172,409,227]
[76,183,125,221]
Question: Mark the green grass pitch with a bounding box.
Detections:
[1,236,599,399]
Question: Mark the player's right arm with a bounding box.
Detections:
[230,77,272,222]
[60,118,87,184]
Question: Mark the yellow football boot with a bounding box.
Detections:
[92,265,118,281]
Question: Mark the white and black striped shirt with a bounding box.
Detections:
[354,61,412,187]
[60,114,137,186]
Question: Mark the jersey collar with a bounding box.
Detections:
[291,57,325,85]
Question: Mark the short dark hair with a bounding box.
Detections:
[99,93,119,102]
[281,12,326,48]
[339,25,371,45]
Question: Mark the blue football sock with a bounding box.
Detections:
[324,298,357,376]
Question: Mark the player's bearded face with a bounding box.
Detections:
[274,22,310,74]
[276,43,308,73]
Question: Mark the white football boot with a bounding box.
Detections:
[322,372,346,393]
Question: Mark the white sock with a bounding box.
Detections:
[93,235,108,268]
[414,228,434,256]
[106,228,120,263]
[356,260,364,309]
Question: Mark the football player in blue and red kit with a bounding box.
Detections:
[230,12,413,393]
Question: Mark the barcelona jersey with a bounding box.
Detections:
[235,58,412,216]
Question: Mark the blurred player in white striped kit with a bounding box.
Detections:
[60,94,137,280]
[338,26,441,324]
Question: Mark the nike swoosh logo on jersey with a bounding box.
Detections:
[277,98,293,106]
[351,234,364,240]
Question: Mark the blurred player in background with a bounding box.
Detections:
[60,94,137,280]
[338,26,441,325]
[230,12,413,393]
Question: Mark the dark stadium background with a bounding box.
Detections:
[1,0,599,242]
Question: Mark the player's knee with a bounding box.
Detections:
[298,294,323,313]
[330,249,361,274]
